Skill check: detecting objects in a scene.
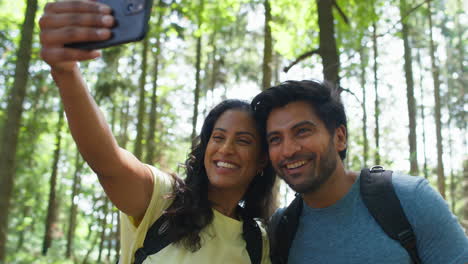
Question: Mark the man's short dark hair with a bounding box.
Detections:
[251,80,348,160]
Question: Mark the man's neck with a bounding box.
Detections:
[302,164,358,209]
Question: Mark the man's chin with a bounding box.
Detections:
[285,179,321,194]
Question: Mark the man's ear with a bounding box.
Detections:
[334,125,347,152]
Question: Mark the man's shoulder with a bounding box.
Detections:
[390,171,430,199]
[389,170,449,226]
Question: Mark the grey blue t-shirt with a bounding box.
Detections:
[287,172,468,264]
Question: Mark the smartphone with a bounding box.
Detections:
[65,0,153,50]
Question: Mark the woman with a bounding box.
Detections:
[39,1,276,263]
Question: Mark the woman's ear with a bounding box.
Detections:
[334,125,347,152]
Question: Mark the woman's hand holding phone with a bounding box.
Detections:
[39,0,114,72]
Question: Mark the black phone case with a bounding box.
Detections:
[65,0,153,50]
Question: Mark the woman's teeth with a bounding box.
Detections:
[217,161,237,169]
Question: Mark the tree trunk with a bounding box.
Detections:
[372,22,381,166]
[97,197,110,263]
[15,79,47,252]
[15,203,31,251]
[444,41,457,211]
[463,159,468,233]
[207,29,218,112]
[262,0,273,91]
[317,0,339,86]
[359,45,369,167]
[427,0,445,197]
[82,233,99,264]
[455,0,466,152]
[400,0,419,176]
[145,8,164,164]
[191,0,204,142]
[0,0,38,260]
[107,208,115,261]
[416,48,429,179]
[42,107,65,255]
[273,52,281,85]
[65,150,84,258]
[115,210,121,262]
[447,122,455,211]
[134,37,149,159]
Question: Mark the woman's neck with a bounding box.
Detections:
[208,187,243,219]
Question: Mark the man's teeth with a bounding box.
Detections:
[286,160,306,169]
[217,161,237,169]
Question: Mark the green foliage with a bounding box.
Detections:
[270,0,318,59]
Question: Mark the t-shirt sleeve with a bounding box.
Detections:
[119,165,175,263]
[395,174,468,264]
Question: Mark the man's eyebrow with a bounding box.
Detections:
[266,120,317,139]
[291,120,317,130]
[266,131,279,139]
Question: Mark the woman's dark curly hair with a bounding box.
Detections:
[164,99,276,252]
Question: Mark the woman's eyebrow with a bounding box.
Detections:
[236,131,256,139]
[214,127,256,139]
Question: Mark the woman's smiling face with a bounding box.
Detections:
[204,109,265,193]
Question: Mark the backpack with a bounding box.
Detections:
[133,207,263,264]
[268,166,422,264]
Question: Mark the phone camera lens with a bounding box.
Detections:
[127,3,134,12]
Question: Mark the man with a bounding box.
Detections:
[251,80,468,264]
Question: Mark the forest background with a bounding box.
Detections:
[0,0,466,263]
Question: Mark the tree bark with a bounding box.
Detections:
[455,0,466,152]
[400,0,419,176]
[372,22,381,165]
[359,45,369,167]
[317,0,340,86]
[0,0,38,260]
[273,52,280,85]
[66,151,84,258]
[134,37,149,159]
[262,0,273,91]
[97,197,110,263]
[145,7,164,164]
[463,159,468,233]
[42,107,65,255]
[416,48,429,179]
[191,0,205,143]
[115,210,121,262]
[427,0,445,197]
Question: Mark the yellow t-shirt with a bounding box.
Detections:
[119,165,271,264]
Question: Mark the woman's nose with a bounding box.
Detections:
[218,140,235,155]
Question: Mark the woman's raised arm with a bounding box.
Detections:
[40,0,153,221]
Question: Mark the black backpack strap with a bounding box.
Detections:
[241,213,263,264]
[134,214,175,264]
[360,166,421,264]
[269,194,303,264]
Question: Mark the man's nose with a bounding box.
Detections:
[281,137,301,158]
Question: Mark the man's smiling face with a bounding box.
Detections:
[266,101,342,194]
